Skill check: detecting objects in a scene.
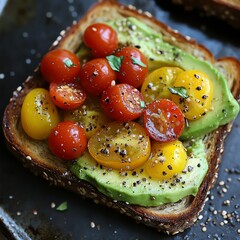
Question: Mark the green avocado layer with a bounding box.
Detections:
[71,139,208,207]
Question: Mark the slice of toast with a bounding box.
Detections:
[171,0,240,29]
[2,0,240,234]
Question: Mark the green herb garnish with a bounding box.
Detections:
[56,201,68,211]
[168,87,188,99]
[63,58,76,68]
[140,100,146,109]
[106,55,123,72]
[131,57,147,67]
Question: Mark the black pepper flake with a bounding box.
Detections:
[194,74,200,79]
[100,148,109,155]
[188,166,194,172]
[150,196,156,200]
[162,171,167,176]
[202,95,208,99]
[120,149,127,157]
[104,97,110,103]
[167,165,173,170]
[197,163,201,167]
[132,171,137,176]
[196,86,202,91]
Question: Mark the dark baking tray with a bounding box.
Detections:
[0,0,239,239]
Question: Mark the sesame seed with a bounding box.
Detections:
[90,222,95,228]
[202,226,207,232]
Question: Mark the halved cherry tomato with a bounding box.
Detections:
[145,140,187,180]
[115,47,148,88]
[101,84,145,122]
[83,23,118,58]
[48,121,87,160]
[64,97,111,139]
[88,121,151,171]
[143,99,185,142]
[40,49,81,84]
[171,70,213,120]
[21,88,60,140]
[49,82,86,110]
[79,58,117,96]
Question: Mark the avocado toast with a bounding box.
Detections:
[2,0,240,235]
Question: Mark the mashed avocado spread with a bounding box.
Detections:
[70,17,239,207]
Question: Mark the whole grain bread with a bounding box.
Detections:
[2,0,240,234]
[171,0,240,29]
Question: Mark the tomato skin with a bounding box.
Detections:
[101,84,144,122]
[49,82,86,110]
[79,58,117,96]
[21,88,60,140]
[40,49,81,84]
[83,23,118,58]
[115,47,148,88]
[88,121,151,171]
[48,121,87,160]
[143,99,185,142]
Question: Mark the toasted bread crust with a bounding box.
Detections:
[2,0,240,234]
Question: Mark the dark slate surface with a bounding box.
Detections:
[0,0,239,239]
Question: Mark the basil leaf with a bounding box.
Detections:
[140,100,146,109]
[168,87,188,99]
[106,55,123,72]
[56,201,68,211]
[63,58,76,68]
[131,57,147,68]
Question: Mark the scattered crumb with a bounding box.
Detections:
[90,221,95,228]
[33,210,38,215]
[0,73,5,79]
[202,226,207,232]
[51,202,56,208]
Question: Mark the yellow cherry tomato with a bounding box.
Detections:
[145,140,187,181]
[171,70,213,120]
[141,67,183,103]
[88,121,151,171]
[64,97,111,139]
[21,88,60,140]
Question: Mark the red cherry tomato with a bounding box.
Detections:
[79,58,117,96]
[40,49,81,84]
[143,99,185,142]
[115,47,148,88]
[83,23,118,57]
[49,82,86,110]
[48,121,87,160]
[101,84,144,122]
